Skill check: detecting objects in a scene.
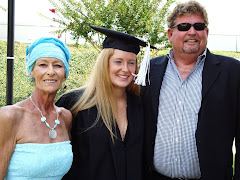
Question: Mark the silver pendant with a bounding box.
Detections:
[49,129,57,139]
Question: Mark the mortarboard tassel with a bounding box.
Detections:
[133,42,151,86]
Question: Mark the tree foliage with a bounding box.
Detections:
[45,0,176,50]
[0,5,7,12]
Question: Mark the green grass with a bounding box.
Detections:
[0,40,240,107]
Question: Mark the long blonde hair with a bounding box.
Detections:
[70,48,140,140]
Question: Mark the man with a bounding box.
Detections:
[142,1,240,180]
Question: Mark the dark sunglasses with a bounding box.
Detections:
[172,22,206,31]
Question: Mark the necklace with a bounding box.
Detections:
[177,67,192,72]
[29,96,60,139]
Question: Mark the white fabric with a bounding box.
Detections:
[133,42,151,86]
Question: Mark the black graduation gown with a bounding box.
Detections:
[56,90,144,180]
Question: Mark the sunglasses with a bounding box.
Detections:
[172,22,206,31]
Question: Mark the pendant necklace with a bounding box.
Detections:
[29,96,60,139]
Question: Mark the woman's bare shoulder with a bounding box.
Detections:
[0,105,19,121]
[0,104,26,130]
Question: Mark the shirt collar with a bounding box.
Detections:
[167,48,207,61]
[167,48,207,68]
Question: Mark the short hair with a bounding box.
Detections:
[167,0,209,29]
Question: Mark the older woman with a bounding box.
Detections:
[0,37,73,179]
[56,26,154,180]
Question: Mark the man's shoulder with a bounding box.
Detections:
[151,55,167,61]
[150,55,168,65]
[207,50,240,64]
[207,50,240,75]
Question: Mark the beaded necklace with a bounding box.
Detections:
[29,96,60,139]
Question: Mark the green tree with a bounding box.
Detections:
[44,0,175,50]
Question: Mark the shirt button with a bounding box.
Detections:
[179,101,182,105]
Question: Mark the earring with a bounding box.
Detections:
[29,77,35,82]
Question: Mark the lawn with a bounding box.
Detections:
[0,40,240,107]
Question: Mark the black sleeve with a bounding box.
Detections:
[55,90,82,110]
[234,87,240,179]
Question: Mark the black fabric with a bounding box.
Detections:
[90,25,155,54]
[141,49,240,180]
[56,90,144,180]
[103,36,141,55]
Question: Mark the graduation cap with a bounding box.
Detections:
[90,25,155,55]
[90,25,156,86]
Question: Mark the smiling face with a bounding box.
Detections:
[30,57,66,94]
[108,49,137,91]
[168,13,209,57]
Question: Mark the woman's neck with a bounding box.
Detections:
[113,88,126,100]
[30,91,56,113]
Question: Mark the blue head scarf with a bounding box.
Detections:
[26,37,70,78]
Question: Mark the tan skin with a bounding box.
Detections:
[108,49,137,141]
[167,14,209,81]
[0,57,72,179]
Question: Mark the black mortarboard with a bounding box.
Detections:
[90,25,155,55]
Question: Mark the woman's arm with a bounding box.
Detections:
[0,106,17,179]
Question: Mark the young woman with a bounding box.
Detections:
[0,37,73,179]
[56,26,152,180]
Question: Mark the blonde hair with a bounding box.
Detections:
[70,48,140,140]
[167,0,209,28]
